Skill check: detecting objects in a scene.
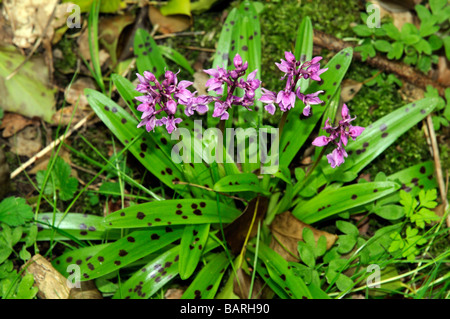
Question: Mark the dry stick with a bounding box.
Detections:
[10,112,95,180]
[313,30,447,97]
[425,115,449,220]
[6,2,58,80]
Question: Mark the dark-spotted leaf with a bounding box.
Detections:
[213,173,269,195]
[113,245,180,299]
[292,181,400,224]
[181,252,230,299]
[134,29,167,78]
[76,227,184,281]
[320,97,440,182]
[179,224,209,279]
[105,199,241,229]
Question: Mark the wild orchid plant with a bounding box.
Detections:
[46,2,441,300]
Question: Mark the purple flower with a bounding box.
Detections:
[204,53,260,120]
[259,53,328,116]
[312,104,364,168]
[135,70,198,134]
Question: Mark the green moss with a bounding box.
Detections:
[54,36,78,75]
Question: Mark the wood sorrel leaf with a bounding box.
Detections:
[280,47,354,168]
[105,199,242,229]
[292,181,400,224]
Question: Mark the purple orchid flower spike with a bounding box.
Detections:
[259,52,327,117]
[135,70,207,134]
[203,53,260,121]
[312,103,365,168]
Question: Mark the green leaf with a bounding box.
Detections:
[213,173,269,195]
[158,45,194,75]
[400,190,418,218]
[353,24,372,37]
[160,0,191,16]
[0,197,33,227]
[105,199,242,229]
[415,4,431,21]
[62,0,122,13]
[411,207,439,229]
[181,252,229,299]
[250,242,312,299]
[418,189,438,209]
[77,227,184,281]
[134,29,168,78]
[292,182,399,224]
[294,17,314,93]
[320,97,439,182]
[373,40,392,52]
[443,36,450,61]
[9,273,38,299]
[336,221,358,254]
[36,157,79,201]
[179,224,209,279]
[383,23,401,41]
[0,46,56,122]
[387,41,404,60]
[373,204,404,220]
[113,245,180,299]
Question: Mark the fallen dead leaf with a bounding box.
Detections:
[221,196,269,255]
[64,77,97,108]
[233,267,263,299]
[436,56,450,88]
[69,281,102,299]
[193,71,209,96]
[371,0,414,30]
[2,0,72,49]
[0,147,10,199]
[165,288,185,299]
[78,26,110,66]
[340,79,363,103]
[269,211,338,262]
[148,6,191,34]
[0,112,37,138]
[9,125,42,157]
[98,14,135,64]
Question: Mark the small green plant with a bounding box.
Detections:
[388,189,440,261]
[423,85,450,131]
[36,156,79,202]
[353,0,450,73]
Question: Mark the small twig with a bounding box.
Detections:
[179,46,216,53]
[153,31,205,40]
[6,2,58,80]
[11,112,95,179]
[425,115,448,208]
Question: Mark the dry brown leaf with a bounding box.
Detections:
[221,196,269,255]
[22,254,71,299]
[0,147,10,199]
[0,112,37,138]
[340,79,363,103]
[78,27,110,65]
[98,14,135,64]
[269,211,338,262]
[437,56,450,88]
[193,71,209,96]
[233,268,263,299]
[69,281,102,299]
[371,0,414,30]
[165,288,185,299]
[9,125,42,157]
[148,6,191,34]
[2,0,72,49]
[64,77,97,108]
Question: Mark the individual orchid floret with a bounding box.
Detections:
[312,104,365,168]
[297,89,324,116]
